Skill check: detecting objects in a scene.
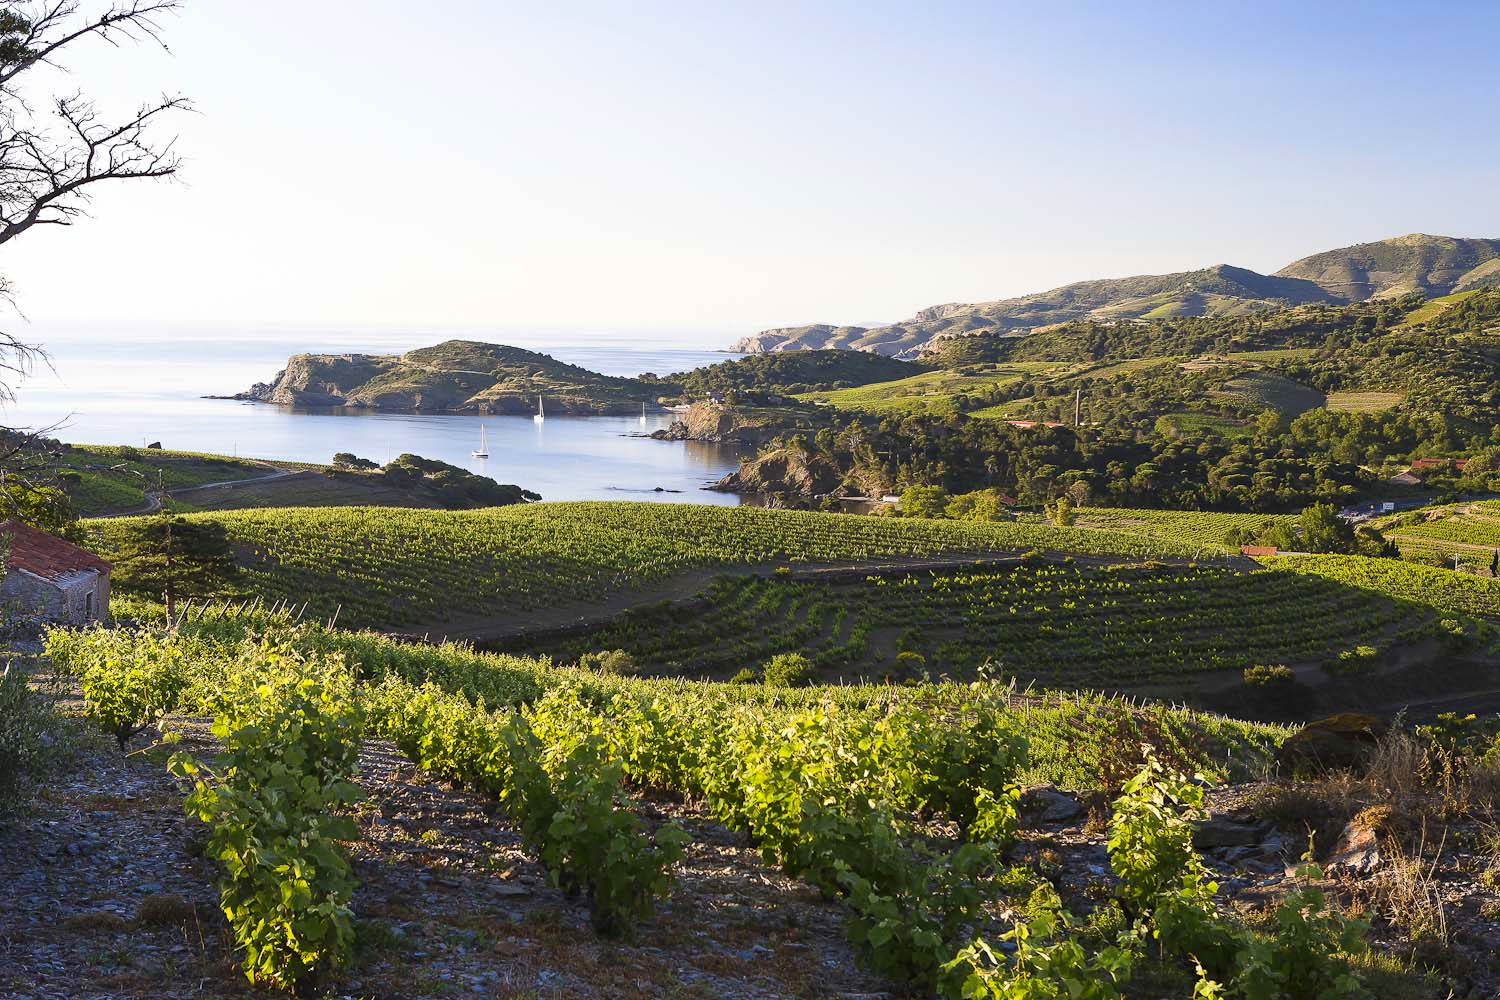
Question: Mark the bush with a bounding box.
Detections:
[893,650,927,681]
[1323,645,1379,676]
[72,633,187,752]
[170,648,364,988]
[762,652,815,687]
[578,649,636,675]
[1243,664,1294,687]
[728,667,758,684]
[0,666,55,818]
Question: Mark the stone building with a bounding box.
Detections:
[0,519,111,623]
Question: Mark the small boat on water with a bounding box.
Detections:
[471,424,489,458]
[534,396,546,423]
[639,402,648,425]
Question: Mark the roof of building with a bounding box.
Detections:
[2,520,111,581]
[1240,545,1279,557]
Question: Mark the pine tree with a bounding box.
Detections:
[109,513,237,618]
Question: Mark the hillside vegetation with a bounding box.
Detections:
[726,291,1500,510]
[667,349,924,400]
[241,340,671,415]
[736,233,1500,357]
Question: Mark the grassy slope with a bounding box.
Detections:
[1394,289,1484,329]
[87,501,1208,628]
[795,364,1060,416]
[58,445,290,516]
[166,470,446,513]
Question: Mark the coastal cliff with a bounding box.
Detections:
[649,402,815,445]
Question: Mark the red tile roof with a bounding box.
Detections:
[2,520,111,580]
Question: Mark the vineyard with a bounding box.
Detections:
[502,562,1444,686]
[1383,503,1500,570]
[38,612,1330,996]
[1271,553,1500,622]
[87,502,1210,628]
[1072,507,1295,550]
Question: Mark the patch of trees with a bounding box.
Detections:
[1226,504,1397,557]
[330,453,540,508]
[755,409,1375,513]
[668,350,925,402]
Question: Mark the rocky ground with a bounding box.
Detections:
[3,665,1491,999]
[0,660,892,1000]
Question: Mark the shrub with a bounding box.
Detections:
[762,651,815,687]
[1242,664,1294,687]
[1323,645,1380,676]
[941,890,1138,999]
[0,665,56,817]
[578,649,636,675]
[894,650,927,680]
[728,667,758,684]
[170,648,364,988]
[72,633,187,751]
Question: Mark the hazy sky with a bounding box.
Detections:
[5,0,1499,343]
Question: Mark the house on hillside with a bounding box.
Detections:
[0,520,111,623]
[1409,457,1468,474]
[1387,471,1423,487]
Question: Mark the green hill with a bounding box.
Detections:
[734,233,1500,358]
[240,340,670,415]
[1274,233,1500,301]
[668,349,924,398]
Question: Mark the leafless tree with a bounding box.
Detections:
[0,1,187,524]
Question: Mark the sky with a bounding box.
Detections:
[3,0,1499,345]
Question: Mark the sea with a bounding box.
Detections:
[3,328,752,505]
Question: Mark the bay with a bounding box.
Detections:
[3,329,751,505]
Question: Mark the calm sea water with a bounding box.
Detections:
[4,330,751,504]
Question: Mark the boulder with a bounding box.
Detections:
[1325,816,1383,876]
[1019,784,1084,825]
[1277,713,1386,775]
[1193,816,1269,849]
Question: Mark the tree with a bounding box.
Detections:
[1298,503,1356,554]
[1046,495,1077,527]
[1491,549,1497,579]
[110,513,237,618]
[0,3,188,525]
[899,485,950,518]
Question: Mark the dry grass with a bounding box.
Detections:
[1369,823,1448,947]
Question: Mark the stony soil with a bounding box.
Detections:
[5,662,1495,999]
[0,682,890,1000]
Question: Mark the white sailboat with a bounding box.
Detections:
[534,395,546,423]
[639,401,647,425]
[471,424,489,458]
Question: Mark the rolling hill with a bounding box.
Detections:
[735,233,1500,358]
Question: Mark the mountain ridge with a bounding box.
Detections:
[734,234,1500,358]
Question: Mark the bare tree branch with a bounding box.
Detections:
[0,1,188,523]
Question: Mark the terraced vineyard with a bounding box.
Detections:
[1073,507,1296,550]
[1382,503,1500,571]
[501,561,1444,686]
[88,502,1209,628]
[1272,553,1500,622]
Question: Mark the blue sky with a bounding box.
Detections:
[5,0,1498,343]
